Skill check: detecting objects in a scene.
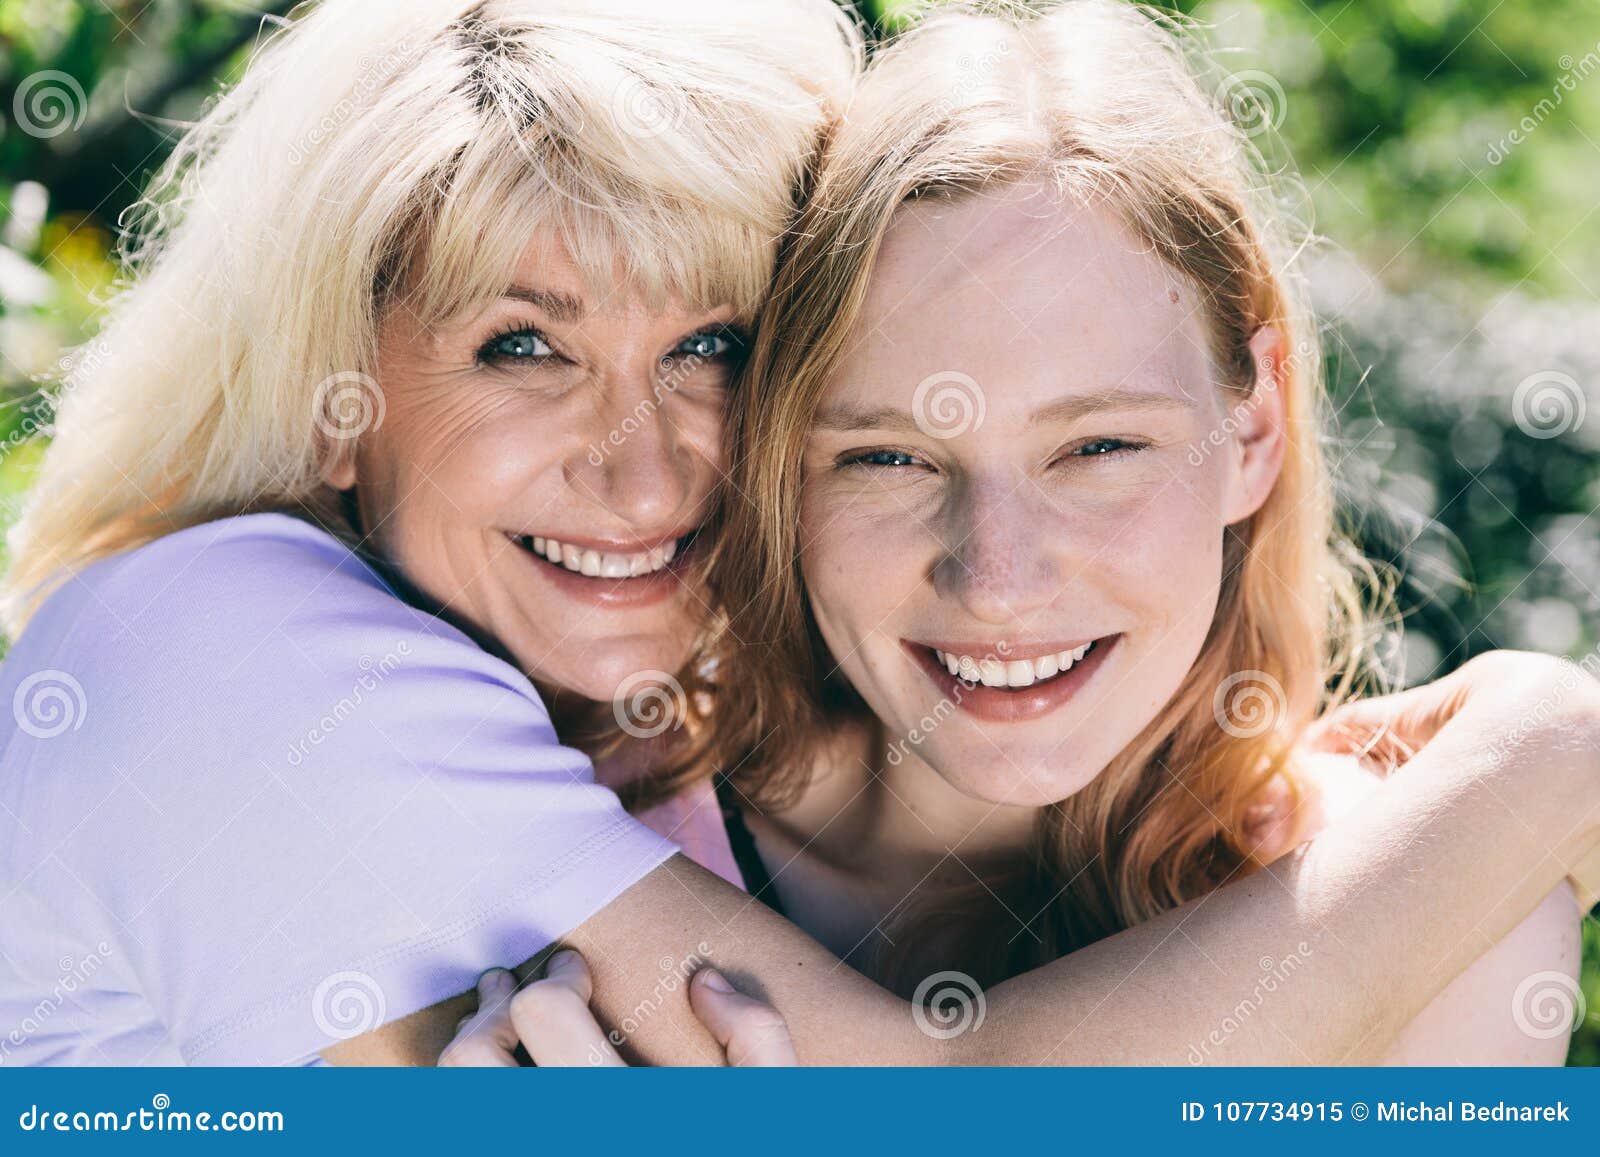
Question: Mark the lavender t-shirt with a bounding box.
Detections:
[0,514,678,1066]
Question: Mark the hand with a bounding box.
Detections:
[439,949,797,1067]
[1301,650,1600,910]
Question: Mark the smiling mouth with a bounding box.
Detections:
[930,641,1097,690]
[510,530,700,580]
[903,634,1121,724]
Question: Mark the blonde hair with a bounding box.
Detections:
[2,0,861,634]
[707,0,1386,990]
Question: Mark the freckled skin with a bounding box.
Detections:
[327,231,734,705]
[799,182,1284,812]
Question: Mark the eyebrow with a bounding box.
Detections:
[500,284,586,323]
[813,385,1197,434]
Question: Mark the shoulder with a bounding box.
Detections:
[7,513,393,671]
[1383,881,1581,1064]
[9,511,492,690]
[0,512,556,796]
[1246,747,1582,1064]
[79,511,392,638]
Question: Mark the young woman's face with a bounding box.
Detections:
[329,230,737,703]
[799,183,1285,806]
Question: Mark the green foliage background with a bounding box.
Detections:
[1,0,1596,1061]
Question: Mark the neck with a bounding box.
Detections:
[871,731,1043,867]
[778,717,1043,880]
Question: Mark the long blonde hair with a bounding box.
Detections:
[709,0,1385,990]
[2,0,861,636]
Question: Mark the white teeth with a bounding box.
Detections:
[934,641,1096,689]
[520,535,685,579]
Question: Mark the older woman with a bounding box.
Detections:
[0,0,1595,1069]
[441,0,1600,1067]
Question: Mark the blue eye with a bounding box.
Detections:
[1073,438,1139,457]
[675,331,734,360]
[477,326,553,365]
[846,449,921,469]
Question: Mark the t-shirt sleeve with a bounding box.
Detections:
[3,515,678,1065]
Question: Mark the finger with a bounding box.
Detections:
[689,968,797,1066]
[509,949,626,1067]
[1301,706,1416,768]
[439,969,521,1067]
[1300,677,1466,762]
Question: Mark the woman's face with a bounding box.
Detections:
[798,183,1286,806]
[327,230,737,703]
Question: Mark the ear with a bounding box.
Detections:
[1219,325,1288,527]
[317,441,358,491]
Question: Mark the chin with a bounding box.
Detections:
[535,636,695,705]
[933,742,1113,807]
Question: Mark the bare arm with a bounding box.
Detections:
[1251,752,1583,1065]
[329,651,1600,1066]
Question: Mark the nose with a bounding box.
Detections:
[565,375,700,530]
[932,472,1069,626]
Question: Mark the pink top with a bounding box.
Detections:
[593,754,745,890]
[633,779,745,888]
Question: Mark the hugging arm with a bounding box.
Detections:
[329,651,1600,1066]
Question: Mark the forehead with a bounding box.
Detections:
[408,225,728,334]
[829,182,1214,415]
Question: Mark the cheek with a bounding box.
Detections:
[381,386,566,519]
[799,490,924,649]
[1084,470,1227,628]
[671,395,728,474]
[425,419,562,512]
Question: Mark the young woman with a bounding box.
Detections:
[0,0,1593,1069]
[0,0,862,1064]
[444,0,1600,1066]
